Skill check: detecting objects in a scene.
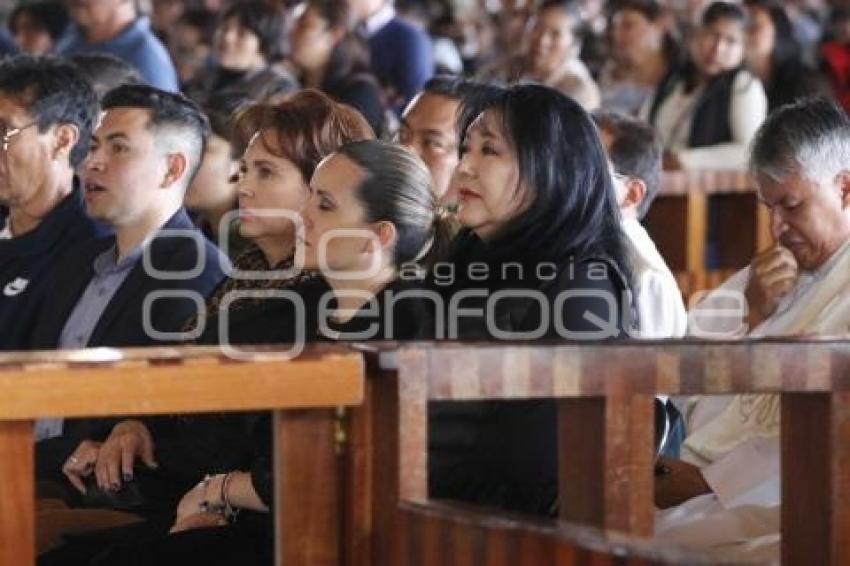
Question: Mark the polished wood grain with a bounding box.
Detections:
[400,341,850,399]
[0,345,365,566]
[783,391,850,565]
[0,422,33,566]
[395,340,850,564]
[0,346,363,418]
[396,501,718,565]
[275,409,340,566]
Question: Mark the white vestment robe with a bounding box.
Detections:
[655,238,850,560]
[622,218,688,340]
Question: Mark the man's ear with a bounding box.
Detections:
[836,170,850,209]
[621,177,647,212]
[161,152,188,189]
[52,123,80,163]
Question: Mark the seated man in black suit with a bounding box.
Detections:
[32,84,229,511]
[0,56,101,350]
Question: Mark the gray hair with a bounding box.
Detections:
[750,98,850,186]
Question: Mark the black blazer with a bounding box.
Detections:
[29,208,228,349]
[0,187,100,351]
[33,209,229,497]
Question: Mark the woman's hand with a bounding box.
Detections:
[62,440,103,494]
[94,419,158,491]
[173,474,226,526]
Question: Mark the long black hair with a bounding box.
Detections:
[454,83,631,280]
[682,1,748,92]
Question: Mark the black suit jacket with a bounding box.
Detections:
[33,209,229,498]
[30,208,227,349]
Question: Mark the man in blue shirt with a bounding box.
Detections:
[56,0,179,92]
[351,0,433,112]
[0,56,100,350]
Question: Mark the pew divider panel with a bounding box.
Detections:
[782,392,850,566]
[274,409,340,566]
[0,420,33,566]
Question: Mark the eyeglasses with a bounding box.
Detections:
[1,121,38,152]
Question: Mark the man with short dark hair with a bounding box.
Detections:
[32,85,228,489]
[56,0,179,91]
[594,111,687,338]
[0,55,101,351]
[399,76,472,201]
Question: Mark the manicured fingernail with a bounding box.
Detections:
[123,474,133,482]
[112,483,121,491]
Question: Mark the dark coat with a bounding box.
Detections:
[428,233,631,516]
[0,187,100,351]
[33,209,229,504]
[29,208,228,349]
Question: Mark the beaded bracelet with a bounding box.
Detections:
[199,473,240,523]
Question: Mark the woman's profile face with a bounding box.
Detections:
[215,16,264,71]
[691,17,745,77]
[303,153,377,273]
[452,109,527,239]
[236,131,310,244]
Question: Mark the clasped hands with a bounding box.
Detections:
[62,419,158,494]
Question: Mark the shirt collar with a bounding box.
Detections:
[93,241,146,277]
[363,4,395,37]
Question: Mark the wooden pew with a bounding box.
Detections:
[646,170,772,299]
[394,500,722,565]
[342,346,664,566]
[0,344,364,566]
[382,341,850,566]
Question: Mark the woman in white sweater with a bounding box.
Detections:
[642,1,767,171]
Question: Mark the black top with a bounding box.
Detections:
[0,186,100,350]
[323,71,386,137]
[428,238,631,516]
[237,276,435,505]
[33,209,230,503]
[765,59,830,111]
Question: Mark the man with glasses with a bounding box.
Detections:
[0,55,101,351]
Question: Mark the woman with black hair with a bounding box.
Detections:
[186,1,298,104]
[744,0,829,111]
[429,83,634,516]
[290,0,386,135]
[644,1,767,171]
[599,0,681,116]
